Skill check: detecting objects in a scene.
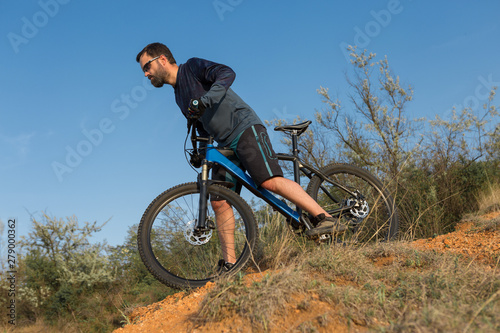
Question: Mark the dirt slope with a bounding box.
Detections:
[412,210,500,267]
[114,211,500,333]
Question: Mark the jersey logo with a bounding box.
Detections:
[259,132,277,160]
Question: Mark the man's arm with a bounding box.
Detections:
[187,58,236,108]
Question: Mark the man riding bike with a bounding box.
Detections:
[136,42,346,270]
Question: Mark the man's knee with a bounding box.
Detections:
[260,176,283,192]
[211,199,229,212]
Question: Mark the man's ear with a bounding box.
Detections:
[159,54,168,65]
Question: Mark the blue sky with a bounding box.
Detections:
[1,0,499,247]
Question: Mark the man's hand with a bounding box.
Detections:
[188,99,206,119]
[189,152,204,168]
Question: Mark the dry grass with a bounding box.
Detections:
[463,181,500,232]
[192,210,500,332]
[1,319,81,333]
[312,243,499,332]
[478,182,500,214]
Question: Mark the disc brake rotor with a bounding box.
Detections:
[184,219,213,245]
[347,198,370,218]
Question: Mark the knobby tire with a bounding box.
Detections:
[137,182,258,289]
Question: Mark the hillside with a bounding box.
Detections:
[114,210,500,333]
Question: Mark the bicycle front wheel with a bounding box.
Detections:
[306,164,398,243]
[137,182,258,289]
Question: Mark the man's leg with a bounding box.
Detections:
[261,176,347,236]
[211,199,236,264]
[260,176,328,217]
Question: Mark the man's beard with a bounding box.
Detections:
[150,67,168,87]
[150,76,165,87]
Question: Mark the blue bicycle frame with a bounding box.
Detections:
[204,143,301,222]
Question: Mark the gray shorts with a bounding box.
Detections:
[212,124,283,198]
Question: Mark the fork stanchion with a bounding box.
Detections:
[196,161,209,230]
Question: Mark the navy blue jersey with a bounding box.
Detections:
[174,58,263,146]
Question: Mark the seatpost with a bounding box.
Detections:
[291,130,301,185]
[290,130,303,219]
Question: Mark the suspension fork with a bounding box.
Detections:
[196,160,210,230]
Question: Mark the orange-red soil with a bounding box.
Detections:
[114,211,500,333]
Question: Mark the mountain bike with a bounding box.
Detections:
[137,120,399,290]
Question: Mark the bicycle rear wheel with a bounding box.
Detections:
[306,164,398,243]
[138,182,258,289]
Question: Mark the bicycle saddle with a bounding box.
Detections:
[274,120,312,135]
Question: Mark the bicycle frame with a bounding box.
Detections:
[202,145,301,222]
[193,126,361,233]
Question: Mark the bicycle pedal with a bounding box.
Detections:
[312,234,333,244]
[319,234,332,241]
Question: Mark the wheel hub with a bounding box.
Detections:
[347,198,370,218]
[184,219,213,245]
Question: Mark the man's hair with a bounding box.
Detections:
[136,43,176,64]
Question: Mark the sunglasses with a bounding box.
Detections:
[142,55,161,73]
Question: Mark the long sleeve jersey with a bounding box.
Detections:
[174,58,263,147]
